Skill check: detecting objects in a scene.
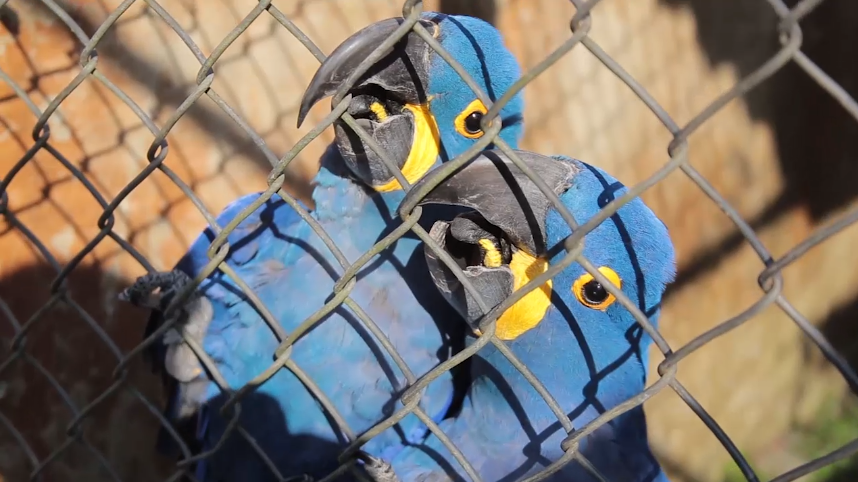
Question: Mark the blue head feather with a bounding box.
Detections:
[423,13,525,161]
[542,158,676,384]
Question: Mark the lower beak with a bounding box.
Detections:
[334,100,440,192]
[424,219,515,328]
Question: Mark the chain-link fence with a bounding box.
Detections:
[2,0,858,480]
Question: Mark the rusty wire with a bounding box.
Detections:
[1,0,858,481]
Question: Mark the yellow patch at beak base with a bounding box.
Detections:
[374,103,441,192]
[494,250,552,341]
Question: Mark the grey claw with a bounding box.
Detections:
[119,270,195,309]
[358,452,400,482]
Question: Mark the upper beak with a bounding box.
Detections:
[297,17,436,128]
[402,149,578,256]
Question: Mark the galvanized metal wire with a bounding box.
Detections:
[1,0,858,481]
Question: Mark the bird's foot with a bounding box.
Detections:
[357,451,400,482]
[118,269,195,310]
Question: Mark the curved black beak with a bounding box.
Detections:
[414,150,577,328]
[403,149,578,256]
[297,17,436,128]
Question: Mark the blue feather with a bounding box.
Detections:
[423,13,524,161]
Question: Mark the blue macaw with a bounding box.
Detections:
[383,149,676,481]
[119,13,525,482]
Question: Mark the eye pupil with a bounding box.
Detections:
[582,280,608,305]
[464,111,483,134]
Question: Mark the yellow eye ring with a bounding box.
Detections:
[454,99,489,139]
[572,267,622,310]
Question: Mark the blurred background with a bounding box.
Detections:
[1,0,858,481]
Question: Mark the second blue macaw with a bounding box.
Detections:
[383,149,676,481]
[120,13,525,482]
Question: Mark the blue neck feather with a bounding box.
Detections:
[310,144,405,223]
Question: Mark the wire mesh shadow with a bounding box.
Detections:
[1,0,858,481]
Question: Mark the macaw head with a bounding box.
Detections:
[298,13,524,193]
[403,149,676,351]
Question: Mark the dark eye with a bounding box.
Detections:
[455,100,488,139]
[581,280,608,305]
[464,111,483,134]
[572,267,621,310]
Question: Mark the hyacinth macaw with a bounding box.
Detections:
[381,149,676,481]
[119,13,525,482]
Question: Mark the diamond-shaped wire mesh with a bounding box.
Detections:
[1,0,858,481]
